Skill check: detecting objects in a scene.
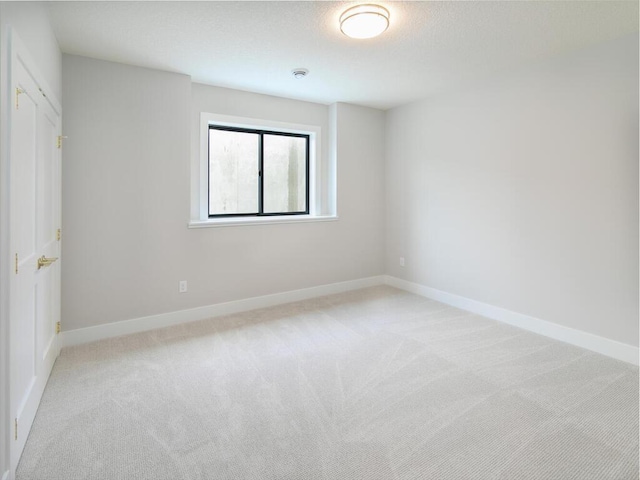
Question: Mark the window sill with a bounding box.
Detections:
[188,215,338,229]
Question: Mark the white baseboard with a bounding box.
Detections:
[61,276,385,348]
[61,274,639,366]
[384,276,639,366]
[2,469,10,480]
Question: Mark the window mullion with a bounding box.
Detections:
[258,133,264,215]
[306,135,310,215]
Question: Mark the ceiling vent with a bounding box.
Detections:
[292,68,309,79]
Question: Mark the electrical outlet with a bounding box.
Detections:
[179,280,188,293]
[399,257,405,267]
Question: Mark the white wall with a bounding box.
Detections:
[61,56,385,332]
[0,4,61,478]
[386,33,639,347]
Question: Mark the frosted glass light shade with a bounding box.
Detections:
[340,4,390,39]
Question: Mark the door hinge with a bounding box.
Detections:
[16,87,24,109]
[56,322,61,335]
[56,228,61,241]
[14,418,17,440]
[15,253,18,274]
[57,135,67,149]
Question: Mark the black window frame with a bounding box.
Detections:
[207,125,310,218]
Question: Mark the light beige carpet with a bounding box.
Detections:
[17,286,639,479]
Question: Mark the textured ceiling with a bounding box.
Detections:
[49,1,638,110]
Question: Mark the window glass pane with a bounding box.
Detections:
[209,129,259,215]
[263,135,307,214]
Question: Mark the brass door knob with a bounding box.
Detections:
[37,255,58,270]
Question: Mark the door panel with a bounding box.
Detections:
[39,110,55,246]
[10,60,39,422]
[37,100,59,362]
[9,33,62,470]
[11,62,38,263]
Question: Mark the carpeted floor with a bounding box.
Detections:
[17,286,639,479]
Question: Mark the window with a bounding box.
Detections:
[190,112,336,228]
[208,126,309,217]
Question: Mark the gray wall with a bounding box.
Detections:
[61,55,386,331]
[385,34,639,346]
[62,33,638,348]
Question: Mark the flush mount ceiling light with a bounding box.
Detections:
[340,4,390,39]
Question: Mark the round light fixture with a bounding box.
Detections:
[292,68,309,79]
[340,4,390,39]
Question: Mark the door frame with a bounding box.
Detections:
[0,27,62,480]
[0,24,14,480]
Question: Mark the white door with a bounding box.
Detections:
[8,33,62,470]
